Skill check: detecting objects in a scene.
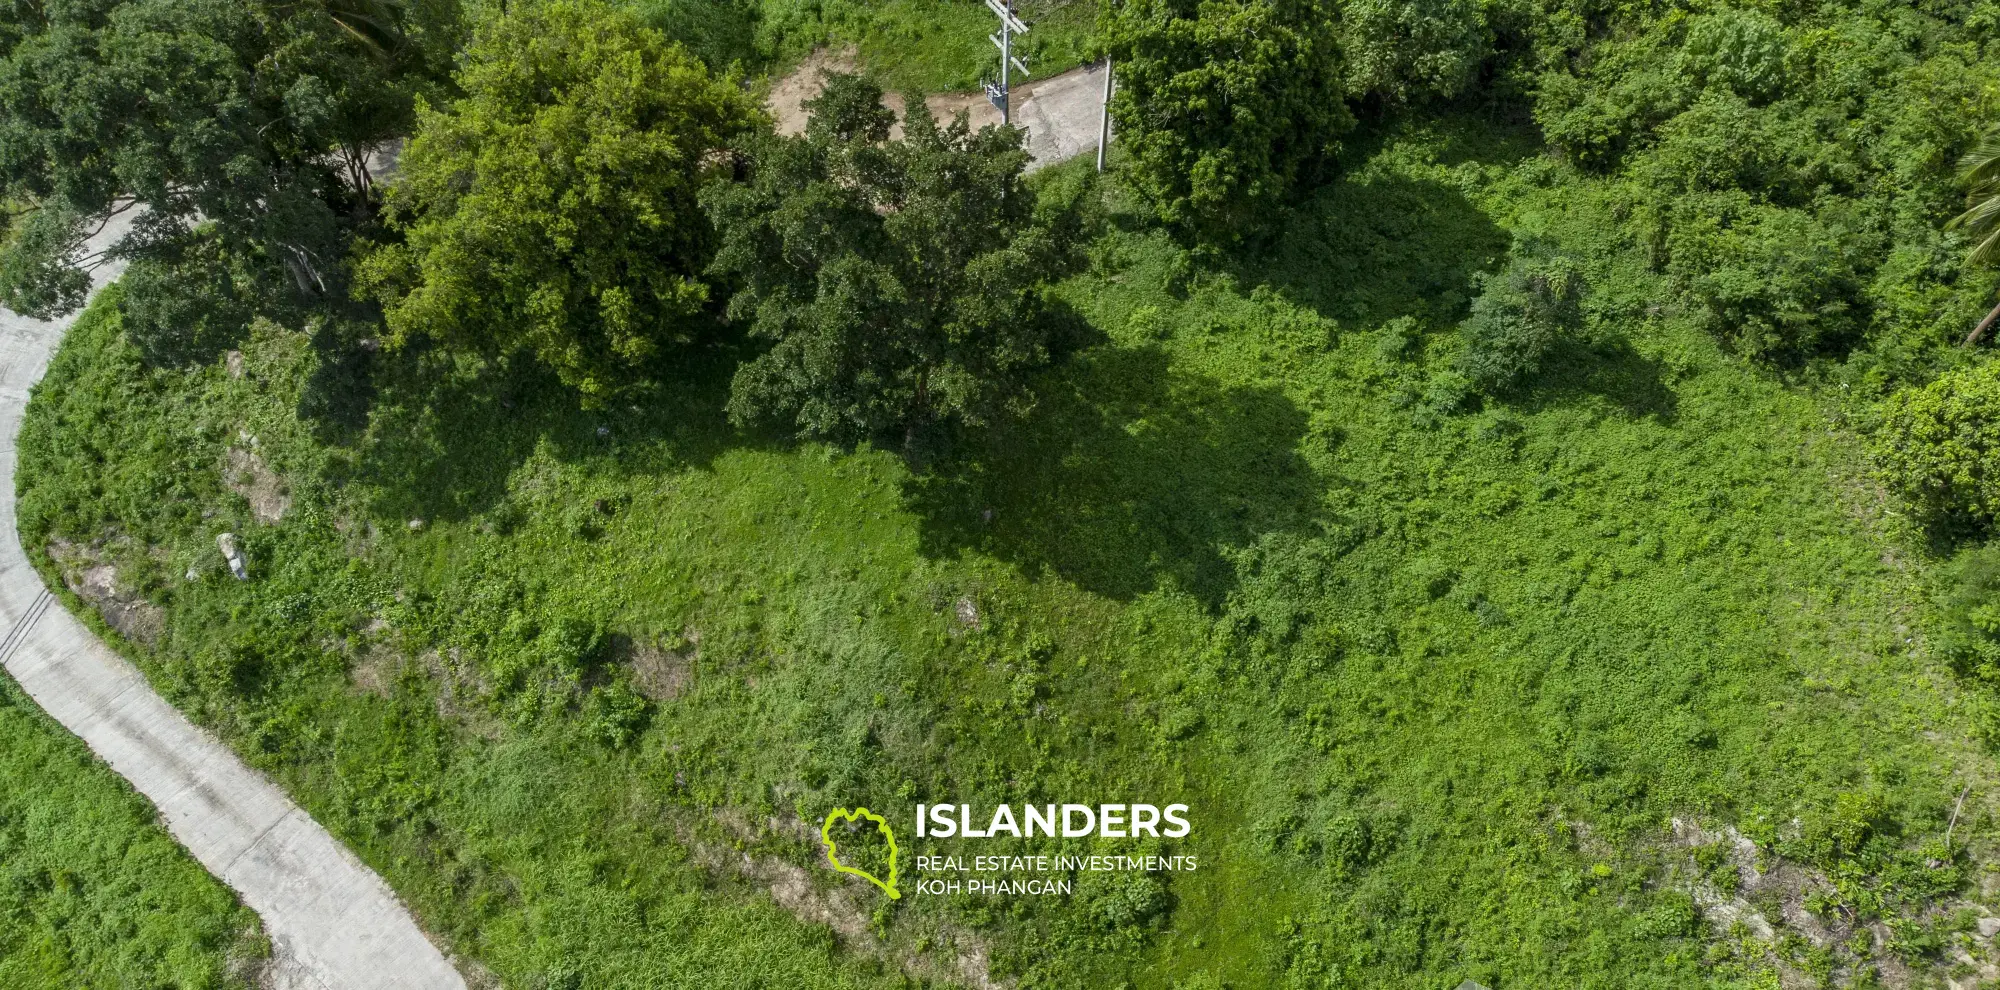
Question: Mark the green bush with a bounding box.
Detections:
[1874,361,2000,526]
[119,237,255,368]
[1454,239,1587,395]
[1336,0,1491,103]
[1097,0,1353,244]
[1663,192,1869,361]
[356,0,755,405]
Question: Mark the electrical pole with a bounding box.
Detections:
[1096,57,1113,171]
[983,0,1029,125]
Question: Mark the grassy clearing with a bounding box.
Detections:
[0,661,258,988]
[627,0,1099,91]
[17,115,2000,988]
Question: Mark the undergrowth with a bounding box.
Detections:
[16,117,2000,988]
[0,664,257,988]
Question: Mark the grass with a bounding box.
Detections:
[626,0,1101,91]
[0,659,258,988]
[16,113,2000,988]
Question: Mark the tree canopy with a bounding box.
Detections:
[355,0,754,404]
[1096,0,1352,244]
[702,73,1090,453]
[0,0,457,319]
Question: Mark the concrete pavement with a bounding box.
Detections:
[0,215,468,990]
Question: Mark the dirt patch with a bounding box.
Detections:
[419,648,503,740]
[695,809,1007,989]
[1663,817,2000,989]
[768,48,861,136]
[224,446,290,524]
[47,538,165,646]
[621,632,697,701]
[347,640,403,697]
[765,48,1104,171]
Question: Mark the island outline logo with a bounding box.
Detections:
[820,807,901,899]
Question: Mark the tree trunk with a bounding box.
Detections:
[1965,298,2000,347]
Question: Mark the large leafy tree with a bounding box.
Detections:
[0,0,456,319]
[702,73,1089,453]
[1337,0,1491,103]
[356,0,753,404]
[1954,129,2000,346]
[1097,0,1352,244]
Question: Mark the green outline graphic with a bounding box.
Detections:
[820,807,900,899]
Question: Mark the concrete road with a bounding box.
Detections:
[0,214,468,990]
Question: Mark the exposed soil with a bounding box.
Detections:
[621,632,696,701]
[766,48,1107,171]
[47,537,165,645]
[697,808,1007,990]
[224,445,290,525]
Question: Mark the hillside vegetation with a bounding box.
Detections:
[9,0,2000,987]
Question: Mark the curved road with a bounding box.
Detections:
[0,215,467,990]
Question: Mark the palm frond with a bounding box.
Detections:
[1957,128,2000,268]
[1973,226,2000,267]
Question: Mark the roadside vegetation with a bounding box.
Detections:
[0,662,258,988]
[7,0,2000,987]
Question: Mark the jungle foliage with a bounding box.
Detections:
[1097,0,1353,244]
[13,0,2000,986]
[19,129,2000,989]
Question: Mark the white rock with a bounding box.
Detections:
[216,533,248,581]
[407,518,425,531]
[1977,916,2000,939]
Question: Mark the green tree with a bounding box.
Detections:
[702,73,1089,454]
[1874,361,2000,528]
[1097,0,1352,244]
[355,0,754,404]
[0,0,457,320]
[1952,129,2000,346]
[1337,0,1491,103]
[1455,239,1587,395]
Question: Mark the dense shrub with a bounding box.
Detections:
[1097,0,1353,244]
[118,235,255,368]
[1663,192,1872,361]
[1455,240,1587,394]
[1534,0,2000,363]
[1336,0,1491,103]
[1874,361,2000,526]
[703,74,1091,451]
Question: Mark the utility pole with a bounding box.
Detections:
[1096,57,1113,171]
[983,0,1030,125]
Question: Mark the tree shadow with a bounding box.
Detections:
[341,341,747,524]
[1253,170,1512,330]
[1507,336,1681,424]
[907,346,1327,607]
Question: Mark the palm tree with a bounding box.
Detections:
[1953,128,2000,345]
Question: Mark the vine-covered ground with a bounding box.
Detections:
[18,119,2000,987]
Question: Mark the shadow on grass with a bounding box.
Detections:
[344,340,747,524]
[1511,337,1681,424]
[907,345,1325,607]
[1255,170,1511,331]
